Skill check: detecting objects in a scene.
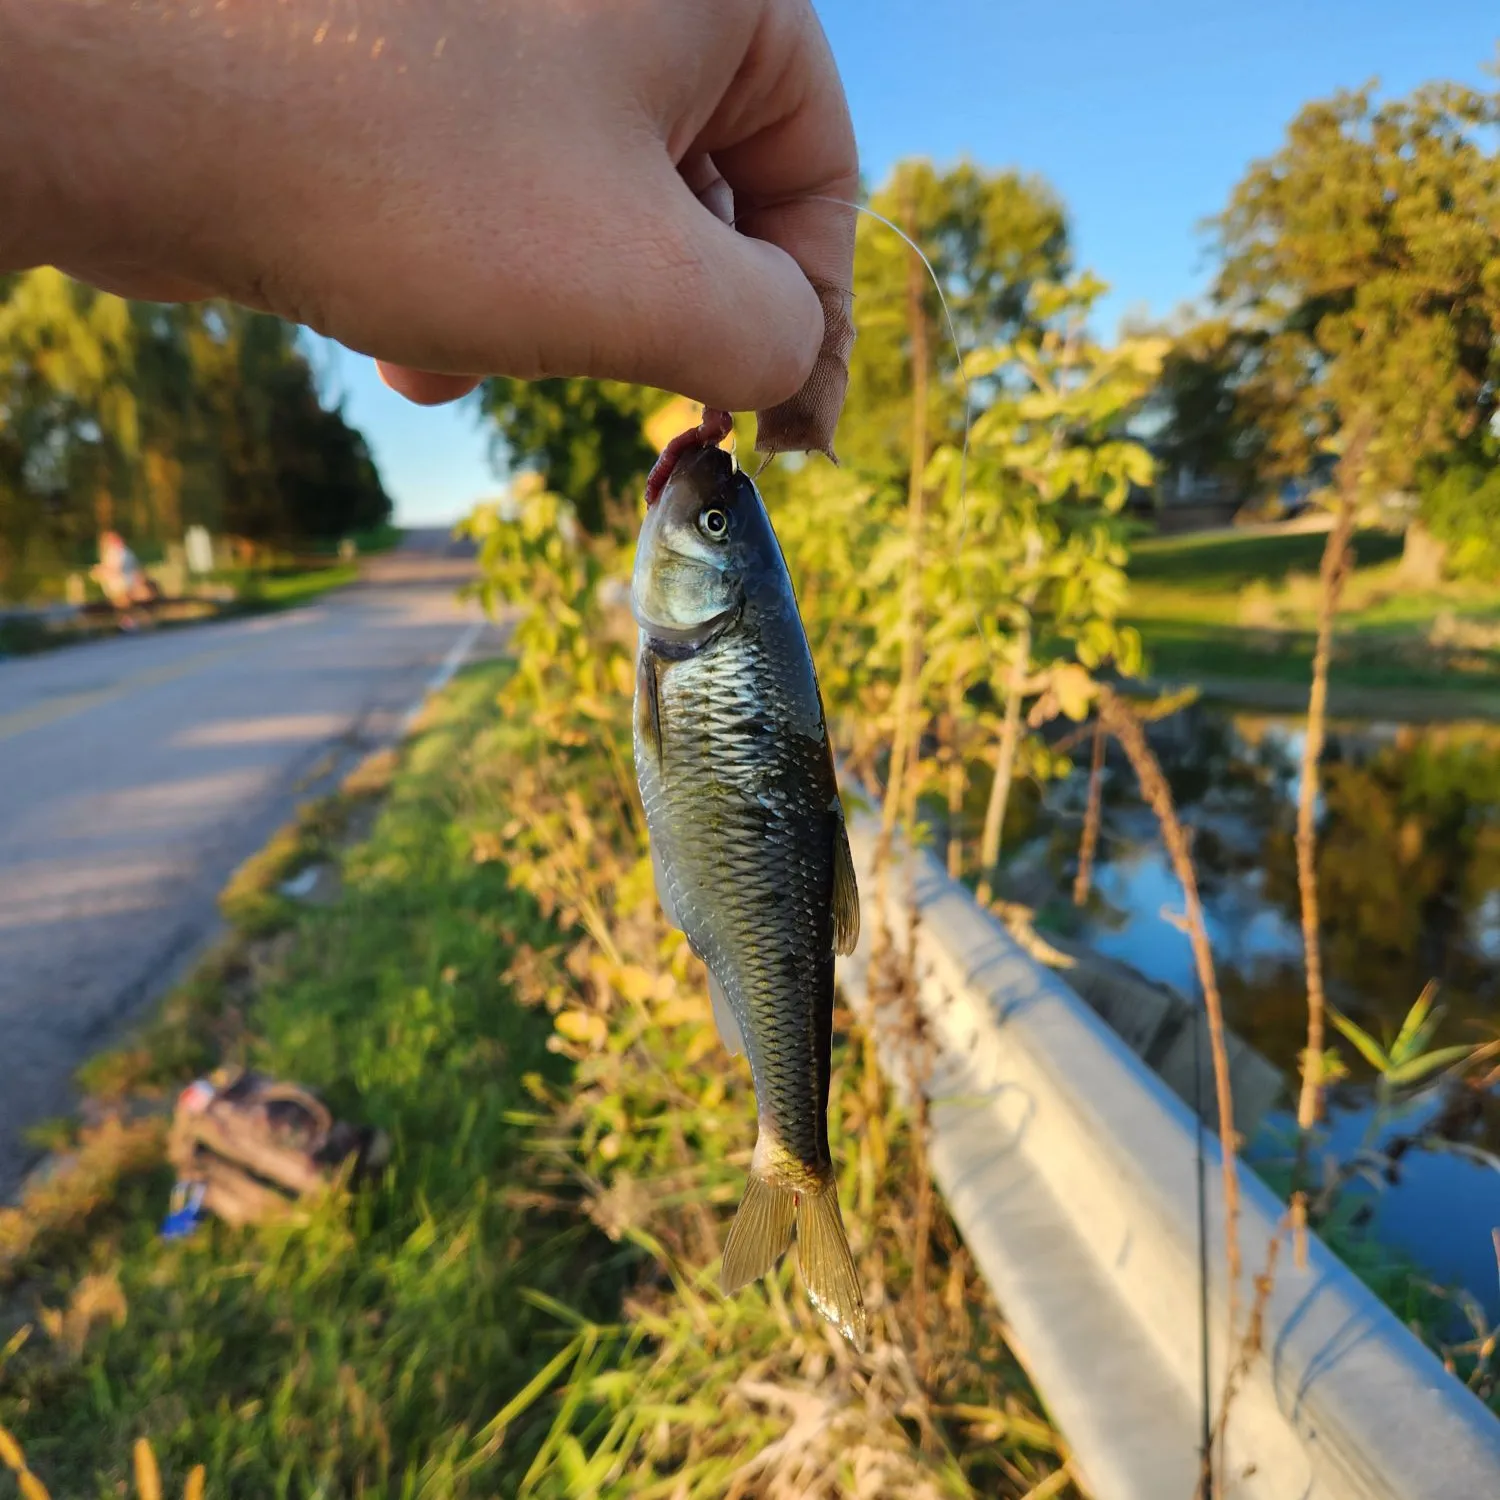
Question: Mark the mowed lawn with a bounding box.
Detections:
[1124,525,1500,699]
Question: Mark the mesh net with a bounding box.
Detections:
[753,281,856,463]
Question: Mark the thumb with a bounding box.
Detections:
[592,173,827,414]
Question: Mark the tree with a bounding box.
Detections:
[770,270,1159,908]
[0,269,140,595]
[265,366,391,542]
[0,276,390,595]
[1418,435,1500,579]
[949,277,1160,901]
[759,159,1154,907]
[839,160,1072,481]
[0,268,141,517]
[1135,314,1266,507]
[1206,72,1500,1183]
[480,377,659,534]
[1211,80,1500,514]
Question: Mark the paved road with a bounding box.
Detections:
[0,533,496,1192]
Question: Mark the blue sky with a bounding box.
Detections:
[318,1,1498,528]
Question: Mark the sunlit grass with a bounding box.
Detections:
[0,666,612,1496]
[1125,526,1500,700]
[0,659,1076,1498]
[225,560,358,609]
[1127,525,1403,588]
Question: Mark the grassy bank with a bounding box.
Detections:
[1126,526,1500,709]
[0,660,1074,1499]
[224,560,359,610]
[0,562,358,659]
[1,666,601,1496]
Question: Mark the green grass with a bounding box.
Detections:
[0,666,620,1497]
[1124,524,1500,708]
[223,561,359,610]
[1131,621,1500,691]
[0,658,1075,1499]
[1127,526,1405,590]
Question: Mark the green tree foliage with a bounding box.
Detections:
[190,307,392,547]
[0,274,391,598]
[1209,80,1500,502]
[479,377,660,535]
[1418,439,1500,578]
[771,265,1161,884]
[1203,75,1500,1152]
[838,160,1072,479]
[1135,314,1266,502]
[262,359,391,543]
[0,269,140,594]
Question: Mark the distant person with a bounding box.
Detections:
[0,1,858,431]
[91,531,158,631]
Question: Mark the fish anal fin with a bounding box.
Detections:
[720,1174,796,1295]
[796,1179,867,1352]
[706,967,745,1056]
[831,806,860,957]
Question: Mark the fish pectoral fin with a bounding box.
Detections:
[796,1180,867,1352]
[706,966,746,1057]
[650,839,683,931]
[636,646,664,769]
[720,1174,796,1295]
[831,807,861,957]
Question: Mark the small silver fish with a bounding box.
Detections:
[631,441,865,1350]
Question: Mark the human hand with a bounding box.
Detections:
[0,0,857,418]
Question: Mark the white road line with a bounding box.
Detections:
[398,614,486,736]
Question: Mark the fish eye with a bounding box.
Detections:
[697,506,730,540]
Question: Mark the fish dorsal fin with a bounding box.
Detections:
[650,839,682,931]
[832,804,860,957]
[707,967,746,1057]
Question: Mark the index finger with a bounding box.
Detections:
[693,1,858,452]
[694,0,859,300]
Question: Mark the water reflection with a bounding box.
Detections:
[1018,706,1500,1316]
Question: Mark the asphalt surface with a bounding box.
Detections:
[0,531,497,1193]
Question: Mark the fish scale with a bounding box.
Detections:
[642,627,835,1182]
[631,443,866,1348]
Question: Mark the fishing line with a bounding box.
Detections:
[803,196,995,661]
[734,194,1001,672]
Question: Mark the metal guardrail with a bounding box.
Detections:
[838,796,1500,1500]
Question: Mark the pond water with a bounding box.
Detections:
[1008,705,1500,1321]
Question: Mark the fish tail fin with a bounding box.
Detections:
[720,1174,796,1296]
[796,1178,867,1352]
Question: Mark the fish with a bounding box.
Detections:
[630,435,866,1351]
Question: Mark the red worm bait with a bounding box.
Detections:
[643,407,735,505]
